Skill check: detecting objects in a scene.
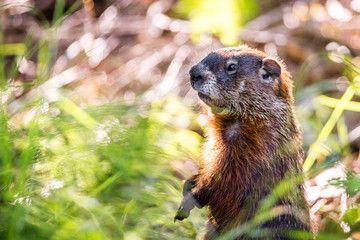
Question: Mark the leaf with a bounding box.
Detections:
[343,208,360,226]
[330,172,360,197]
[0,43,26,56]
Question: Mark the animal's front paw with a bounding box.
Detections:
[174,205,191,222]
[174,194,196,222]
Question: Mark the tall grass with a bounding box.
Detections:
[0,2,205,239]
[0,90,206,239]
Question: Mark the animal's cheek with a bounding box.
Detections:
[198,83,212,95]
[222,90,240,102]
[217,72,229,84]
[199,77,221,98]
[238,81,246,94]
[207,86,222,100]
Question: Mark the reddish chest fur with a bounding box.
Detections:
[196,110,297,230]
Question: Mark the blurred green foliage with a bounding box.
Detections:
[0,3,209,238]
[174,0,258,45]
[0,44,26,56]
[0,94,207,239]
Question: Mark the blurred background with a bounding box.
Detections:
[1,0,360,239]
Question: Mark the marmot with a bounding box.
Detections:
[175,46,310,239]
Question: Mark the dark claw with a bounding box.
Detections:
[175,175,202,222]
[174,194,196,222]
[174,207,190,222]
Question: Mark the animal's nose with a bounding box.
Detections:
[189,65,204,86]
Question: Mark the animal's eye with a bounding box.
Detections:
[226,64,238,74]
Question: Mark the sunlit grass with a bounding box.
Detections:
[0,94,206,239]
[303,82,357,172]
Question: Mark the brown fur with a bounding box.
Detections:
[175,46,310,239]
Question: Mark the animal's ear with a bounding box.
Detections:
[259,57,281,81]
[260,57,293,99]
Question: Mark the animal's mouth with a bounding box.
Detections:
[198,92,231,115]
[198,92,213,105]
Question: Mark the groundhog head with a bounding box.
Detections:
[190,46,293,118]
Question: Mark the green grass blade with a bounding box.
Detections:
[303,84,356,171]
[0,43,26,56]
[57,97,97,129]
[317,95,360,112]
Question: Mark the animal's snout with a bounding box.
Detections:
[189,65,204,87]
